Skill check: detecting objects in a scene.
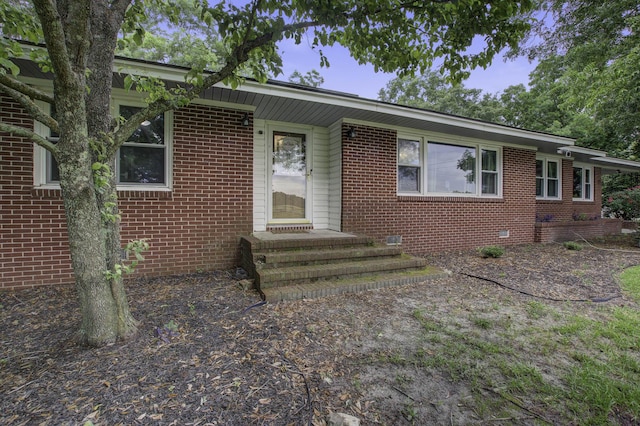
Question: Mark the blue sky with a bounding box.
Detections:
[277,38,537,100]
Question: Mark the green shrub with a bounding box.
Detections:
[603,186,640,220]
[563,241,583,251]
[479,246,505,258]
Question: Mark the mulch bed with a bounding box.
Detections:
[1,236,639,425]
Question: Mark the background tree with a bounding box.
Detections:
[378,71,504,123]
[0,0,534,347]
[288,69,324,87]
[511,0,640,158]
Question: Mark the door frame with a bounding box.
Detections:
[267,123,313,225]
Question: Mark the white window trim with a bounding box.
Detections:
[535,155,562,200]
[34,99,173,191]
[573,163,593,201]
[397,133,503,198]
[397,136,423,194]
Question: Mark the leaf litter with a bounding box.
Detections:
[1,237,639,425]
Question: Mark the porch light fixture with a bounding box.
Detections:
[346,127,356,138]
[240,113,250,127]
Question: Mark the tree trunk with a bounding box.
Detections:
[59,165,118,345]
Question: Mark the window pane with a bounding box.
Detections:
[119,146,165,183]
[398,139,420,165]
[536,178,544,197]
[548,179,558,198]
[535,160,543,178]
[573,167,583,198]
[47,104,60,182]
[547,161,558,179]
[398,166,420,192]
[481,149,497,172]
[427,142,476,194]
[482,172,497,195]
[120,105,164,145]
[49,156,60,182]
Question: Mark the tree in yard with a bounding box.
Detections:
[0,0,534,347]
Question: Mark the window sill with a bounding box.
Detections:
[32,185,173,200]
[398,194,504,203]
[536,197,563,202]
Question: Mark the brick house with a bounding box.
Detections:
[2,57,640,290]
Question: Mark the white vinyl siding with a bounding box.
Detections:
[311,126,330,229]
[253,119,268,231]
[328,122,342,231]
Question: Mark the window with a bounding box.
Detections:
[573,165,593,201]
[397,137,501,197]
[117,105,167,185]
[536,157,560,199]
[398,138,421,193]
[481,149,499,196]
[35,101,172,189]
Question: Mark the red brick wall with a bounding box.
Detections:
[535,159,602,221]
[535,219,621,243]
[1,95,252,290]
[340,123,537,253]
[0,96,72,289]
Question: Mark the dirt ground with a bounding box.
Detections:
[1,236,639,425]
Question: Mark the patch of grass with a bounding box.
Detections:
[525,301,547,319]
[620,266,640,302]
[478,245,505,258]
[563,241,583,251]
[404,298,640,425]
[471,316,492,329]
[402,402,418,423]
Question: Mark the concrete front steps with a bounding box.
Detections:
[240,231,447,302]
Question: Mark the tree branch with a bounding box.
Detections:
[0,121,58,153]
[110,0,132,18]
[0,74,55,104]
[109,18,318,157]
[0,82,58,133]
[31,0,75,85]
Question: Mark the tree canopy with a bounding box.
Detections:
[512,0,640,158]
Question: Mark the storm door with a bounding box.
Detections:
[271,131,309,221]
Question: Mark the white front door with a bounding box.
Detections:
[270,130,312,223]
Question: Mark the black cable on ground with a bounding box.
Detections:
[458,272,620,303]
[242,285,267,313]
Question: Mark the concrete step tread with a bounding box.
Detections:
[243,234,374,252]
[261,267,448,302]
[255,245,403,266]
[257,256,428,287]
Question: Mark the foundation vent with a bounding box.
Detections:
[386,235,402,245]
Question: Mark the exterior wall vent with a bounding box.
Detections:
[386,235,402,245]
[499,230,510,238]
